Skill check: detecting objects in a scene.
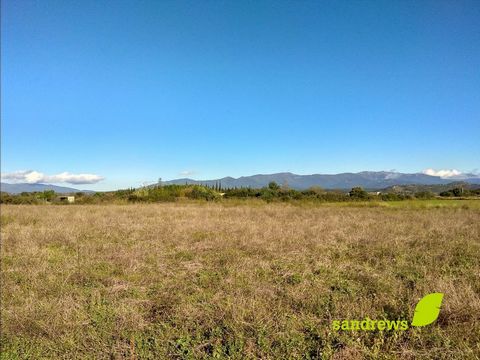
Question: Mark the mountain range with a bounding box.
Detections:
[2,171,480,194]
[0,183,94,194]
[163,171,480,190]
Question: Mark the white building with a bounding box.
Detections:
[58,196,75,203]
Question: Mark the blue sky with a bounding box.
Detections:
[1,0,479,190]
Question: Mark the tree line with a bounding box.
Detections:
[2,182,478,205]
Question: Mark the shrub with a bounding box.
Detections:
[185,186,219,201]
[39,190,56,201]
[268,181,280,191]
[414,191,435,200]
[381,193,408,201]
[439,191,453,197]
[349,187,370,200]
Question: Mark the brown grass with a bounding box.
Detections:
[1,202,479,359]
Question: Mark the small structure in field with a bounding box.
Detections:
[58,195,75,203]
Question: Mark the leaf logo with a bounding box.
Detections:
[411,293,444,327]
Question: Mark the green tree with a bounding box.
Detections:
[268,181,280,191]
[39,190,56,201]
[349,187,369,199]
[452,187,464,197]
[439,190,453,197]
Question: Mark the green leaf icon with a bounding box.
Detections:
[411,293,444,327]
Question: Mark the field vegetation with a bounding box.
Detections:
[1,201,479,359]
[1,182,479,205]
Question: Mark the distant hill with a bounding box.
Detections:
[383,182,480,194]
[163,171,480,190]
[1,183,94,194]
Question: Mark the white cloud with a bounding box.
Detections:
[422,168,463,178]
[179,170,196,176]
[385,172,400,179]
[1,170,104,184]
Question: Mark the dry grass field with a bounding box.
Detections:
[1,201,479,359]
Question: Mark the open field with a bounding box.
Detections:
[1,201,479,359]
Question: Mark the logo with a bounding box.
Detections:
[411,293,444,326]
[332,293,444,331]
